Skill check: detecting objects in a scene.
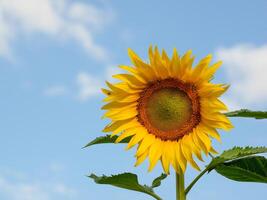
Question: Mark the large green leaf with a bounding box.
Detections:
[186,146,267,194]
[88,173,164,200]
[225,109,267,119]
[216,156,267,183]
[208,146,267,170]
[83,135,131,148]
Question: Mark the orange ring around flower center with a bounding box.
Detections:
[137,78,201,141]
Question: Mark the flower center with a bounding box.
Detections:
[146,88,192,131]
[137,78,201,141]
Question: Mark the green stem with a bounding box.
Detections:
[148,192,162,200]
[185,167,209,195]
[176,172,186,200]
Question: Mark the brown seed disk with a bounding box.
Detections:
[137,78,201,141]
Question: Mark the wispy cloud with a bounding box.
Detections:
[0,13,14,59]
[43,85,68,97]
[76,72,102,101]
[216,44,267,109]
[0,177,48,200]
[42,65,122,101]
[48,162,65,173]
[0,0,114,61]
[75,64,123,101]
[0,176,76,200]
[0,167,76,200]
[105,64,123,82]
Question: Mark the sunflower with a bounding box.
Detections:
[102,46,233,174]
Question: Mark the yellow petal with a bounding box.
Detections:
[106,108,137,121]
[148,45,156,66]
[128,48,150,69]
[101,88,111,95]
[153,47,169,79]
[192,128,208,155]
[196,128,212,153]
[189,54,212,82]
[169,48,181,77]
[148,139,162,172]
[119,65,137,74]
[175,141,187,173]
[103,103,136,118]
[113,82,142,94]
[199,123,221,143]
[105,81,125,93]
[167,142,178,173]
[202,118,233,131]
[115,129,136,143]
[198,83,229,98]
[102,101,137,110]
[135,149,149,167]
[180,136,200,171]
[104,93,139,103]
[126,128,147,149]
[149,46,162,78]
[112,74,146,88]
[201,111,232,125]
[136,134,156,157]
[103,118,139,135]
[162,49,170,63]
[119,64,155,82]
[200,98,228,112]
[187,133,204,161]
[160,142,171,174]
[202,61,222,81]
[180,50,194,75]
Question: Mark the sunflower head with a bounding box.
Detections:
[102,46,233,174]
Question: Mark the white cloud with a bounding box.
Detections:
[76,72,102,101]
[48,162,65,173]
[41,65,122,101]
[75,64,123,101]
[68,3,112,30]
[0,0,113,61]
[105,64,123,82]
[0,176,76,200]
[0,168,76,200]
[216,44,267,109]
[43,85,68,96]
[0,14,14,59]
[53,184,75,196]
[0,177,48,200]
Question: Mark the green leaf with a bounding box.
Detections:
[208,146,267,170]
[83,135,131,148]
[215,156,267,183]
[186,147,267,194]
[225,109,267,119]
[151,173,168,188]
[88,173,163,200]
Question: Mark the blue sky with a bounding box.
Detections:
[0,0,267,199]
